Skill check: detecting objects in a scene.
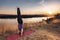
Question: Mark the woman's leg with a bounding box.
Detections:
[17,8,23,36]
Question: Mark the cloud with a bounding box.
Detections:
[39,0,45,4]
[38,0,47,7]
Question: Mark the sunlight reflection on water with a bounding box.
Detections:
[0,17,51,23]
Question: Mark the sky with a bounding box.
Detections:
[0,0,60,15]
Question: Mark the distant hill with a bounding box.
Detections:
[0,14,46,19]
[55,13,60,19]
[45,13,60,24]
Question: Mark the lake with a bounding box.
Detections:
[0,17,51,23]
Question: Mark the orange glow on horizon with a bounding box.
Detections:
[0,3,60,15]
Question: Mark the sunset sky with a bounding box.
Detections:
[0,0,60,15]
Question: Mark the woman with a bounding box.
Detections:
[17,7,23,36]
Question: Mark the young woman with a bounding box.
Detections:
[17,8,23,36]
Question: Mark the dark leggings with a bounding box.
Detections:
[17,8,23,24]
[17,8,23,31]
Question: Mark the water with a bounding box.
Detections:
[23,17,51,23]
[0,17,51,24]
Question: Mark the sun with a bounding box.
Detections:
[46,9,54,15]
[47,11,53,14]
[42,4,59,15]
[45,7,55,15]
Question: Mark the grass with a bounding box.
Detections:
[16,19,60,40]
[0,19,60,40]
